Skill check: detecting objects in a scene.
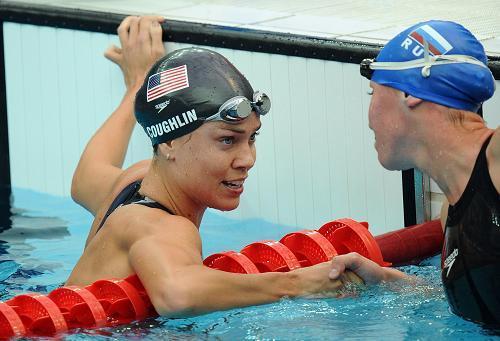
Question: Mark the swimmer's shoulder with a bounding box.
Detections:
[106,203,202,252]
[86,159,151,245]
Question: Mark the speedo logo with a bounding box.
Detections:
[146,109,197,138]
[155,99,171,113]
[443,248,458,277]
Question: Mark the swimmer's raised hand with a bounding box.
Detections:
[329,252,409,285]
[105,15,166,91]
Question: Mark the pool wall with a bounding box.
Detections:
[1,2,499,235]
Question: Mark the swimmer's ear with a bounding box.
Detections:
[157,142,176,161]
[405,95,423,108]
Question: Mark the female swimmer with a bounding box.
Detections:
[67,16,356,317]
[330,20,500,326]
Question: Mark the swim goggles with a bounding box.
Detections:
[201,91,271,123]
[360,39,489,79]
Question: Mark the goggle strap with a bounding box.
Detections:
[370,54,489,78]
[370,55,487,71]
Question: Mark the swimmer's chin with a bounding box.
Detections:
[211,199,241,212]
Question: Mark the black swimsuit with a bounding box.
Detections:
[442,135,500,326]
[96,180,173,233]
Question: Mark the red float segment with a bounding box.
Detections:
[6,293,67,336]
[240,240,301,272]
[86,279,147,325]
[124,274,158,318]
[375,219,443,266]
[318,218,391,267]
[48,286,107,329]
[204,251,260,274]
[0,302,26,338]
[280,230,338,267]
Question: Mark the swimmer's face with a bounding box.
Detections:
[169,112,261,211]
[368,82,413,170]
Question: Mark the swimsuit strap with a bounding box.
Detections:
[96,181,173,234]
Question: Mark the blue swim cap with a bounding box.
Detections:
[370,20,495,112]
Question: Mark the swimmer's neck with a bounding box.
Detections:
[139,162,205,228]
[415,123,493,205]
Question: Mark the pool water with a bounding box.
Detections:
[0,188,496,340]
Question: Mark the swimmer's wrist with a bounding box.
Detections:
[383,267,411,282]
[125,83,142,97]
[283,271,302,298]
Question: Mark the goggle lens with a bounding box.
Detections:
[223,99,253,121]
[203,91,271,123]
[253,91,271,115]
[360,58,374,80]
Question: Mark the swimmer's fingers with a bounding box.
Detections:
[150,20,165,58]
[127,16,140,43]
[138,16,152,46]
[330,252,388,285]
[341,271,365,286]
[138,16,165,50]
[329,255,348,280]
[104,44,123,65]
[117,16,135,47]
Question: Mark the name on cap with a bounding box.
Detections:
[146,109,197,138]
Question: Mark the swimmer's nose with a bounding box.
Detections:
[233,143,256,171]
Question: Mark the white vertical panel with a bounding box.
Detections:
[73,31,96,159]
[324,61,350,218]
[56,28,79,196]
[39,26,64,196]
[307,59,333,228]
[269,54,296,227]
[90,32,114,141]
[250,52,279,225]
[342,63,367,219]
[288,57,315,228]
[4,23,29,190]
[21,24,46,193]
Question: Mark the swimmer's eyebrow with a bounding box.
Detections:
[219,123,261,134]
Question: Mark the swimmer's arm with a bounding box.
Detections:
[329,252,411,285]
[71,16,165,215]
[128,217,345,317]
[72,90,141,214]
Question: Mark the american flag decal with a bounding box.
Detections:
[147,65,189,102]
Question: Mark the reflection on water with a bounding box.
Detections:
[1,208,70,241]
[0,189,70,298]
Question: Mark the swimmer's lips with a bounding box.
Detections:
[222,179,245,194]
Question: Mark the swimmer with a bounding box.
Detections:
[329,20,500,326]
[67,16,358,317]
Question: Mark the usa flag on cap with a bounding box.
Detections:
[147,65,189,102]
[409,24,453,55]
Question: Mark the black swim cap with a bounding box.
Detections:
[135,47,254,145]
